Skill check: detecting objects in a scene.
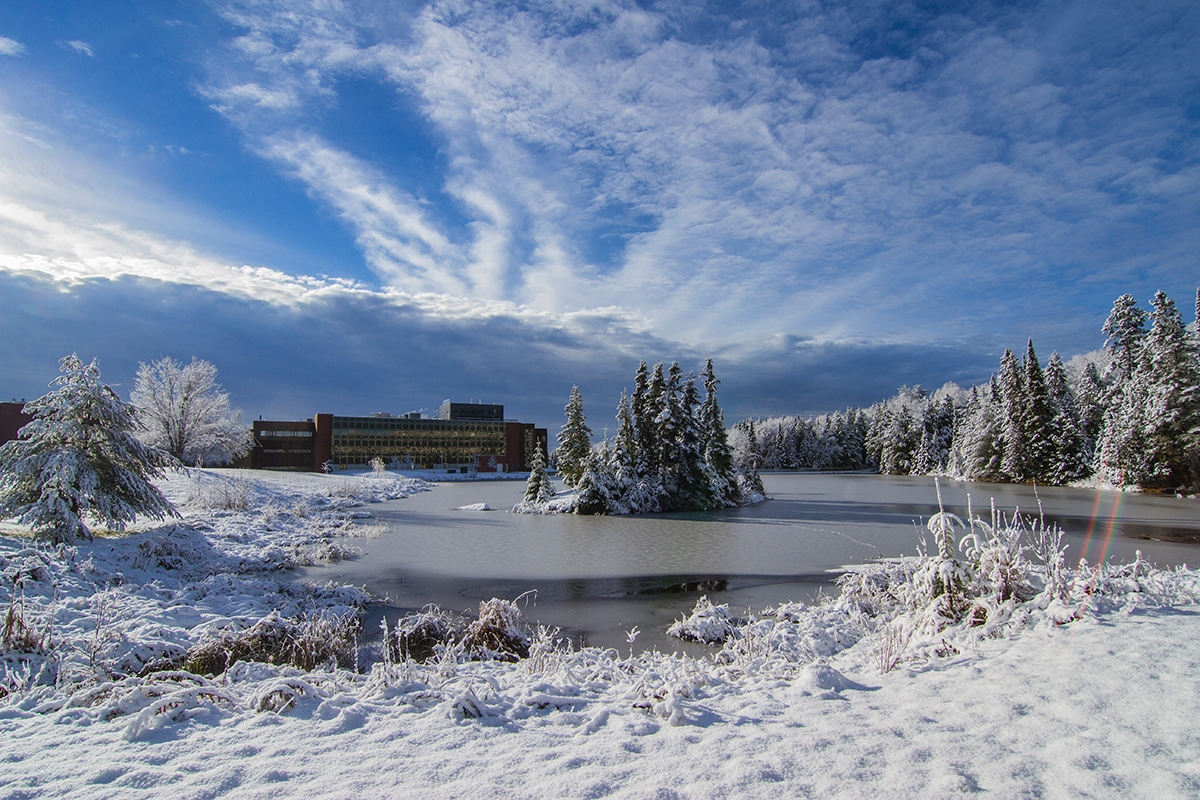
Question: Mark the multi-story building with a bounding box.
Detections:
[248,402,547,474]
[0,401,32,448]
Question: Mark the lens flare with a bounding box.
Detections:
[1080,491,1123,566]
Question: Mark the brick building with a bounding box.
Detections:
[0,401,32,447]
[248,402,547,474]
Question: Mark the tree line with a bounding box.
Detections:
[540,359,764,514]
[733,290,1200,492]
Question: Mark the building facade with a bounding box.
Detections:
[0,401,32,448]
[248,403,546,473]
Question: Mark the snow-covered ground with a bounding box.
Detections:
[2,469,1199,798]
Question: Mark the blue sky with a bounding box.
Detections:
[0,0,1197,429]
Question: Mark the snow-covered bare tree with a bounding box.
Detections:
[0,354,178,543]
[131,357,253,466]
[556,385,593,488]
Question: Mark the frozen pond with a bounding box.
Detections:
[298,473,1200,653]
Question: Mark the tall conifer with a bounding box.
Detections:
[556,386,593,488]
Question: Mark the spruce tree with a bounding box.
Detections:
[0,354,179,543]
[1075,360,1105,453]
[575,443,614,515]
[1097,294,1150,487]
[1021,340,1055,483]
[700,359,738,505]
[1045,351,1089,484]
[1101,293,1147,383]
[654,363,685,504]
[524,445,555,504]
[736,420,766,496]
[677,375,714,509]
[556,386,593,488]
[997,348,1027,481]
[640,363,665,476]
[1142,291,1200,488]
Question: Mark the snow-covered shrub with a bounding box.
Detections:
[667,596,736,644]
[464,598,533,661]
[369,457,387,475]
[184,473,255,511]
[2,587,46,654]
[184,611,361,675]
[381,606,467,664]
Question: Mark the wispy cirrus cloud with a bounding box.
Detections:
[58,40,94,57]
[198,0,1200,355]
[0,37,26,57]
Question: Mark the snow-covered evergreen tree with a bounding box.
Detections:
[556,386,593,488]
[997,348,1027,482]
[700,359,739,504]
[1021,341,1055,483]
[654,363,685,504]
[1102,293,1147,384]
[1141,291,1200,488]
[0,354,178,543]
[524,445,555,504]
[676,375,715,509]
[735,419,765,496]
[131,357,253,466]
[1044,351,1090,484]
[1097,294,1151,487]
[1075,360,1105,457]
[575,441,617,515]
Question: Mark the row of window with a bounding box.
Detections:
[332,418,505,434]
[258,430,314,437]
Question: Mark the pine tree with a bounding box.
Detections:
[1102,293,1147,384]
[1075,360,1105,455]
[524,445,555,504]
[676,375,714,509]
[575,442,616,515]
[630,362,649,469]
[1044,351,1090,483]
[556,386,593,488]
[1141,291,1200,488]
[997,348,1027,481]
[880,405,917,474]
[639,363,665,476]
[699,359,738,505]
[1097,294,1150,487]
[0,354,178,543]
[1021,340,1055,483]
[654,363,685,505]
[736,419,765,496]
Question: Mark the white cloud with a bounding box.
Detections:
[0,37,26,57]
[59,40,95,57]
[8,0,1200,366]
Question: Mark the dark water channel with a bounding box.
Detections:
[297,474,1200,654]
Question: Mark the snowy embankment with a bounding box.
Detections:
[2,470,1199,798]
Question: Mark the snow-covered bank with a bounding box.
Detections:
[2,469,1199,798]
[3,597,1198,797]
[1,469,430,699]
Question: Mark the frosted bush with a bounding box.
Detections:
[667,596,736,644]
[185,610,361,675]
[464,598,533,661]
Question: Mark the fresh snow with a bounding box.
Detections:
[2,469,1199,798]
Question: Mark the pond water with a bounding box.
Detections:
[297,473,1200,654]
